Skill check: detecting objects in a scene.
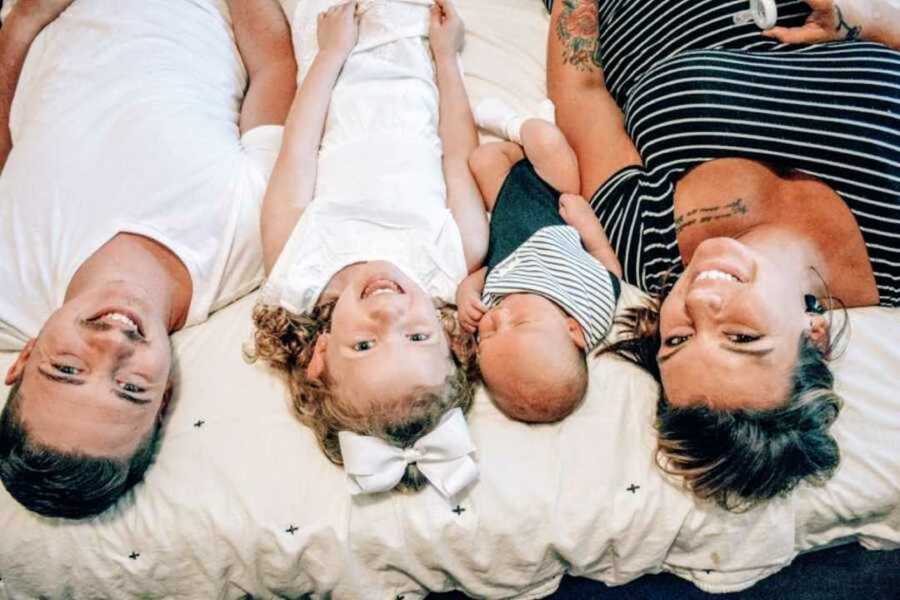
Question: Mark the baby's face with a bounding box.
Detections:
[477,294,587,420]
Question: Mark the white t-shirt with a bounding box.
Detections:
[0,0,282,350]
[262,0,467,314]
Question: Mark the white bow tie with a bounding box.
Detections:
[337,408,479,499]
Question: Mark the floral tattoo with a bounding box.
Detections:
[557,0,601,71]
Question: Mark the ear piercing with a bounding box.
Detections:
[733,0,778,30]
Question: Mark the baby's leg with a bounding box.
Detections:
[519,119,579,196]
[468,141,524,212]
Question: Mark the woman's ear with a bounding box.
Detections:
[5,339,36,385]
[807,314,831,354]
[306,334,329,381]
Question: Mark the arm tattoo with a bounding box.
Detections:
[556,0,602,72]
[834,5,862,41]
[674,198,748,233]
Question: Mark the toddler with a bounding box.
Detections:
[252,0,487,497]
[458,98,623,423]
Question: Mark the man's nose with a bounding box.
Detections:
[84,328,135,358]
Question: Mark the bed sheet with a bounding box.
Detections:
[0,1,898,598]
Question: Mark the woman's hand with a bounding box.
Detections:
[317,1,359,60]
[429,0,465,61]
[763,0,858,44]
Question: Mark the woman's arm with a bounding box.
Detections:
[228,0,297,134]
[764,0,900,49]
[430,0,488,273]
[261,2,358,273]
[0,0,75,172]
[547,0,641,199]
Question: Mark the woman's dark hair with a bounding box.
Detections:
[601,295,846,511]
[0,381,161,519]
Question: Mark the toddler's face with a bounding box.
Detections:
[309,261,452,414]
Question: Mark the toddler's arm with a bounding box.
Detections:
[456,267,488,333]
[261,2,358,273]
[559,193,623,278]
[431,0,488,273]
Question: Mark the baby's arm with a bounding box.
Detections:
[559,193,623,278]
[261,2,358,273]
[430,0,488,273]
[456,267,488,333]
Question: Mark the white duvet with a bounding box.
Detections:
[0,1,897,598]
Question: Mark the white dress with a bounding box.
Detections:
[262,0,467,315]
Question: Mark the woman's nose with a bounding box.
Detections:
[685,287,725,317]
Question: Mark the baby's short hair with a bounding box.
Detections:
[481,339,588,423]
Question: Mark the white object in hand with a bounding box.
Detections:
[338,408,479,498]
[733,0,778,30]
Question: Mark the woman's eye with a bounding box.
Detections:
[352,340,374,352]
[727,333,761,344]
[53,364,80,376]
[121,382,146,394]
[408,333,430,342]
[664,335,690,348]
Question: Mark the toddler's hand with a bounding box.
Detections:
[457,287,487,334]
[429,0,465,60]
[317,1,359,60]
[559,193,623,278]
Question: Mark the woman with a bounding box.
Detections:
[548,0,900,508]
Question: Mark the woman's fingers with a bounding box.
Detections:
[763,22,830,44]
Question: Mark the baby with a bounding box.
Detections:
[251,0,487,496]
[458,99,623,423]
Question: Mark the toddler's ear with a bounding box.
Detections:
[306,334,329,381]
[565,319,587,350]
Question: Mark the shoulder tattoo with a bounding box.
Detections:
[557,0,602,72]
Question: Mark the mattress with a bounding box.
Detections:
[0,1,898,598]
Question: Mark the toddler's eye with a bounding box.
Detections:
[54,364,80,376]
[121,382,146,394]
[353,340,374,352]
[408,333,430,342]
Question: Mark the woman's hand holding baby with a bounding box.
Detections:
[317,1,359,61]
[559,193,623,278]
[430,0,465,61]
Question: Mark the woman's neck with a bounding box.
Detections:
[65,233,193,331]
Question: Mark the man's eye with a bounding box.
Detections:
[121,383,146,394]
[408,333,430,342]
[353,340,374,352]
[53,364,80,376]
[727,333,762,344]
[664,335,690,348]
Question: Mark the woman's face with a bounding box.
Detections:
[658,238,811,411]
[307,261,452,415]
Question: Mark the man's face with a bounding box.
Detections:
[5,292,172,458]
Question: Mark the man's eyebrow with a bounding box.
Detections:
[38,369,85,386]
[721,345,775,358]
[113,390,152,405]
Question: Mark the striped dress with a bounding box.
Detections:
[558,0,900,305]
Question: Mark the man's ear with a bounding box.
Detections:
[306,334,329,381]
[5,339,36,386]
[807,314,831,354]
[565,319,587,351]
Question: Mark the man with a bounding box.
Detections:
[0,0,296,518]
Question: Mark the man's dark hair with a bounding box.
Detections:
[0,381,161,519]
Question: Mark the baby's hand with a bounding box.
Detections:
[429,0,465,60]
[559,193,596,232]
[456,286,487,334]
[317,1,359,60]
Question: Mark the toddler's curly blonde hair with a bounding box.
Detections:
[249,299,478,492]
